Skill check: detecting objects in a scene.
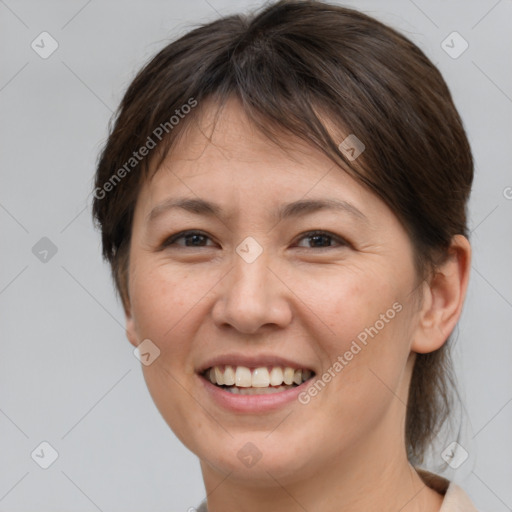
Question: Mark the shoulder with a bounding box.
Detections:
[416,468,480,512]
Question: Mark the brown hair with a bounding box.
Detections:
[92,0,473,464]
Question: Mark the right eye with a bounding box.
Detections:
[160,230,216,248]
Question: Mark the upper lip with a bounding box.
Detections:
[197,353,315,374]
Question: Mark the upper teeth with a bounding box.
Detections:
[206,365,313,387]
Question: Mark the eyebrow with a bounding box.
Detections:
[147,197,369,224]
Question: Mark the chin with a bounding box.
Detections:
[192,428,325,486]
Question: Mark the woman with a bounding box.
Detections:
[92,1,477,510]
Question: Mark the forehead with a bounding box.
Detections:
[156,97,334,174]
[135,97,391,229]
[144,100,355,190]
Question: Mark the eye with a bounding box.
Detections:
[160,230,216,248]
[294,230,349,249]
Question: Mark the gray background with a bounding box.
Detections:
[1,0,511,510]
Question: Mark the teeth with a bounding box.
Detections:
[252,367,270,387]
[214,366,224,386]
[269,367,284,386]
[227,385,292,395]
[204,365,314,388]
[223,365,235,386]
[283,367,295,385]
[235,366,252,387]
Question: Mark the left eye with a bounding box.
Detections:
[161,230,348,250]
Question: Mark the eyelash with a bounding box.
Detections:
[160,230,350,250]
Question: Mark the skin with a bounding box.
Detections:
[125,97,471,512]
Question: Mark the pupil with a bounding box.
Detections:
[311,235,329,247]
[187,234,205,246]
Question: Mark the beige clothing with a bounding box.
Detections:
[417,469,479,511]
[196,469,479,511]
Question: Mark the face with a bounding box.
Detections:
[126,97,424,485]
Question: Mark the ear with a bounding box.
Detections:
[124,297,139,349]
[411,235,471,354]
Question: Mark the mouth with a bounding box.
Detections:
[200,365,316,395]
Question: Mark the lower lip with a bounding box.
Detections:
[198,375,311,413]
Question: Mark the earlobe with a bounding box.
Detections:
[411,235,471,354]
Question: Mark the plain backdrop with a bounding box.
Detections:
[1,0,511,510]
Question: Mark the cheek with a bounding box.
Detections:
[128,262,212,448]
[290,261,405,347]
[294,262,414,412]
[130,261,207,337]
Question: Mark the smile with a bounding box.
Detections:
[202,365,315,395]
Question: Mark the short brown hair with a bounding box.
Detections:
[92,0,473,464]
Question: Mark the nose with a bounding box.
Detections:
[211,246,293,335]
